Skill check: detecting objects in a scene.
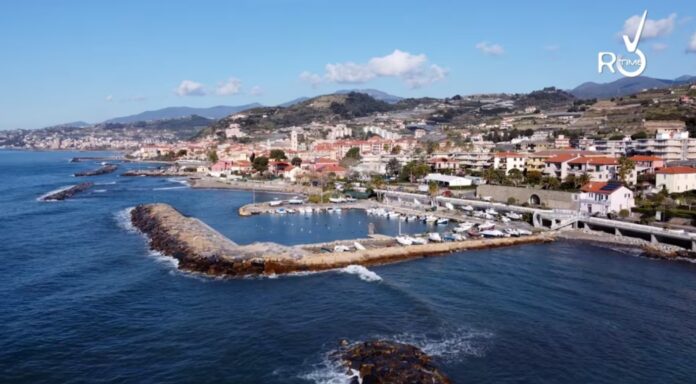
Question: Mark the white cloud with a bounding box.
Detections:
[301,49,446,88]
[105,95,113,102]
[475,42,504,56]
[176,80,206,96]
[652,42,668,52]
[216,77,242,96]
[621,13,676,39]
[688,32,696,53]
[249,85,263,96]
[299,71,323,87]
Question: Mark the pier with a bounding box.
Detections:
[132,203,552,278]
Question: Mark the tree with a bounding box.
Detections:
[508,169,523,186]
[564,174,577,189]
[426,141,438,154]
[269,149,287,161]
[370,174,385,190]
[400,161,430,182]
[291,157,302,167]
[577,172,591,188]
[631,131,648,140]
[252,156,269,174]
[618,156,635,184]
[176,149,187,158]
[545,177,560,190]
[344,147,361,160]
[526,170,542,185]
[390,145,402,155]
[207,150,218,163]
[428,181,439,197]
[386,158,401,176]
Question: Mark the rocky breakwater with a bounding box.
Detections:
[40,182,94,201]
[131,203,552,278]
[337,340,451,383]
[122,167,189,177]
[74,164,118,177]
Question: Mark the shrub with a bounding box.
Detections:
[618,209,630,218]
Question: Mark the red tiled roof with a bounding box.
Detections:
[656,166,696,174]
[568,156,618,165]
[317,164,346,173]
[544,154,579,163]
[314,157,337,164]
[580,181,624,194]
[629,155,663,162]
[495,152,527,158]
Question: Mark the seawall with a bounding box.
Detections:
[131,203,553,277]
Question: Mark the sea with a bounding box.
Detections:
[1,149,696,383]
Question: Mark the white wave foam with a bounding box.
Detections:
[95,181,116,185]
[339,265,382,282]
[150,249,180,268]
[386,327,493,361]
[94,189,107,193]
[298,354,355,384]
[36,185,73,201]
[166,177,189,186]
[114,207,138,233]
[153,186,186,191]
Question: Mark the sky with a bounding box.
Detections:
[1,0,695,129]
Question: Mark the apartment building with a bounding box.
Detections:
[566,156,636,184]
[655,166,696,193]
[493,152,527,174]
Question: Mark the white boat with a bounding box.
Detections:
[288,197,304,204]
[480,229,505,238]
[304,207,313,214]
[517,229,533,236]
[504,228,520,237]
[269,200,283,207]
[406,215,418,222]
[478,222,496,230]
[436,218,449,225]
[396,236,413,246]
[428,232,443,242]
[400,214,407,221]
[445,202,455,211]
[461,205,474,211]
[334,245,351,252]
[331,207,342,213]
[275,207,287,214]
[453,222,474,233]
[410,236,427,245]
[451,233,465,241]
[425,215,438,223]
[388,211,401,219]
[484,213,496,220]
[413,198,422,206]
[286,209,296,214]
[485,208,498,215]
[329,197,346,203]
[500,216,511,223]
[472,211,485,218]
[505,212,523,220]
[345,196,357,202]
[354,242,366,251]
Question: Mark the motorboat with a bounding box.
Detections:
[424,215,438,223]
[345,196,357,202]
[334,245,351,252]
[428,232,443,242]
[478,222,496,230]
[451,233,465,241]
[406,215,418,222]
[467,229,481,237]
[354,242,366,251]
[504,228,520,237]
[484,213,496,220]
[485,208,499,215]
[461,205,474,212]
[388,211,401,219]
[275,207,287,214]
[329,197,346,203]
[288,197,304,204]
[410,236,427,245]
[269,199,283,207]
[505,212,523,220]
[331,207,342,213]
[396,236,413,246]
[445,202,455,211]
[472,211,485,218]
[304,207,313,214]
[453,222,474,233]
[517,229,533,236]
[436,218,449,225]
[480,229,505,238]
[500,216,511,224]
[286,209,296,214]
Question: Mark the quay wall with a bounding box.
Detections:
[476,185,579,210]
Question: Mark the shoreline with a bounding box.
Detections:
[189,177,321,195]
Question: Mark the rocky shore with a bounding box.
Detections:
[337,339,451,383]
[74,164,118,177]
[190,177,321,195]
[121,168,190,177]
[130,203,552,277]
[41,182,93,201]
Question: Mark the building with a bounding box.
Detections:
[493,152,527,175]
[424,173,473,188]
[427,157,458,172]
[554,134,571,149]
[629,155,664,175]
[451,151,493,171]
[567,156,636,184]
[579,181,635,216]
[631,129,696,162]
[594,137,631,157]
[655,166,696,193]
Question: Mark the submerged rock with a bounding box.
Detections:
[340,340,451,384]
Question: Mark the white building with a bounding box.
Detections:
[424,173,473,187]
[655,166,696,193]
[493,152,526,175]
[579,181,635,216]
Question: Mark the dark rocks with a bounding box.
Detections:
[339,340,451,384]
[41,182,93,201]
[74,164,118,177]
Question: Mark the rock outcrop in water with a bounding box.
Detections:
[131,203,552,278]
[74,164,118,177]
[339,340,451,384]
[41,182,93,201]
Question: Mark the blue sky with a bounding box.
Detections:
[1,0,695,129]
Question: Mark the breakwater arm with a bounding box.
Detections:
[74,164,118,177]
[40,182,93,201]
[131,203,552,278]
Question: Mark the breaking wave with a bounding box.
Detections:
[36,185,73,201]
[153,186,186,191]
[114,207,137,233]
[339,265,382,282]
[384,326,493,361]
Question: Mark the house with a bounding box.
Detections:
[230,160,252,173]
[427,157,458,171]
[424,173,473,188]
[493,152,526,175]
[567,156,636,184]
[311,157,339,171]
[317,164,347,178]
[655,166,696,193]
[543,153,579,180]
[209,160,235,177]
[282,166,305,182]
[629,155,664,175]
[579,181,635,216]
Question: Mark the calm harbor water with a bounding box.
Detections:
[2,149,696,383]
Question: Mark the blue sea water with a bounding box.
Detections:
[1,149,696,383]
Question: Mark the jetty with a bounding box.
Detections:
[74,164,118,177]
[41,182,93,201]
[121,168,189,177]
[131,203,552,277]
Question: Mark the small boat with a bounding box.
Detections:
[505,212,523,220]
[406,215,418,222]
[500,216,511,223]
[329,197,346,203]
[517,229,532,236]
[485,208,499,216]
[400,215,407,221]
[334,245,351,252]
[451,233,465,241]
[345,196,357,202]
[425,216,438,223]
[331,207,342,213]
[453,222,474,233]
[269,200,283,207]
[354,242,366,251]
[288,197,304,204]
[484,213,496,220]
[461,205,474,212]
[428,232,443,242]
[436,218,449,225]
[467,229,481,237]
[275,207,287,214]
[478,222,496,230]
[396,236,413,246]
[445,202,455,211]
[504,228,520,237]
[480,229,505,238]
[388,211,401,219]
[286,209,296,214]
[410,236,427,245]
[304,207,313,214]
[472,211,485,218]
